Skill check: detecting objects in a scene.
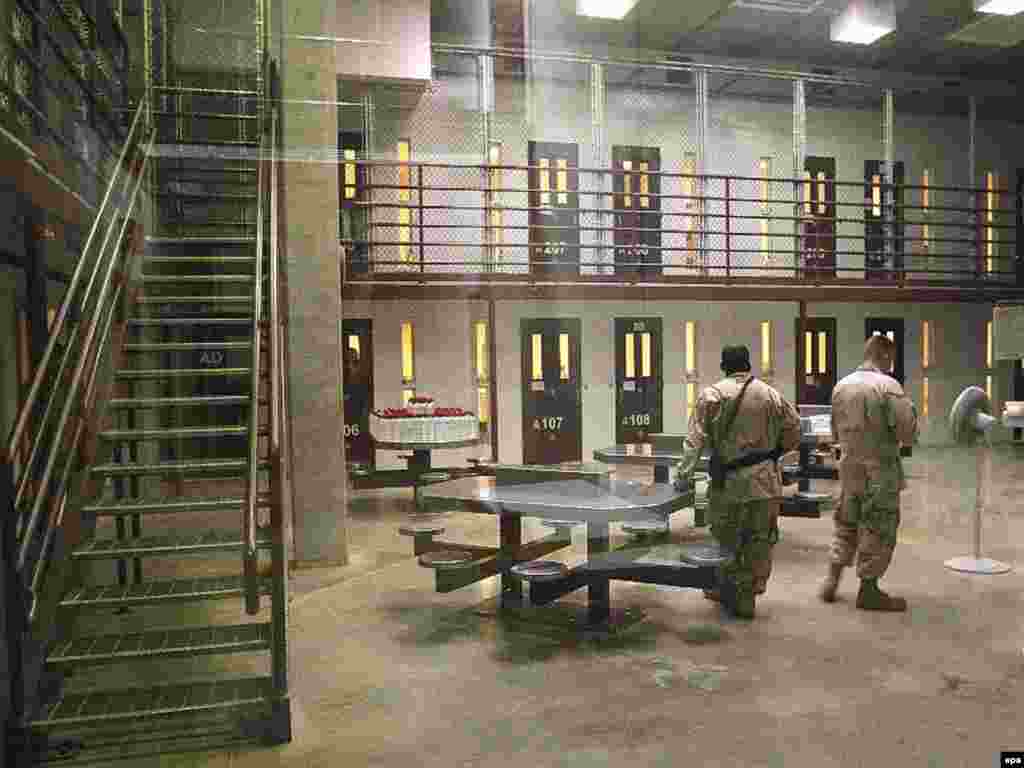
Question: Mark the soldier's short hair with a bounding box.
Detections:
[864,334,895,363]
[721,345,751,375]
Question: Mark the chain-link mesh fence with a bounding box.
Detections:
[333,50,1017,288]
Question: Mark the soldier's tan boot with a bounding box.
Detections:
[819,563,844,603]
[855,578,907,612]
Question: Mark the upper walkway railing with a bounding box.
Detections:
[340,160,1021,292]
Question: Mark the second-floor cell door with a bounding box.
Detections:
[612,146,662,277]
[528,141,580,276]
[801,156,836,280]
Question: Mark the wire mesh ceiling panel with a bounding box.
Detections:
[705,72,794,279]
[804,78,881,281]
[605,63,698,278]
[369,53,483,275]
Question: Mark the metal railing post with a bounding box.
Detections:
[1017,169,1023,287]
[724,177,731,278]
[418,165,425,274]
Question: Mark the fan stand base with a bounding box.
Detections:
[943,556,1012,574]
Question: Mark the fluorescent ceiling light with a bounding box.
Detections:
[974,0,1024,14]
[577,0,639,19]
[830,0,896,44]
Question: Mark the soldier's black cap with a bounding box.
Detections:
[721,345,751,374]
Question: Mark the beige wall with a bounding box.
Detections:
[343,299,1006,464]
[335,0,431,84]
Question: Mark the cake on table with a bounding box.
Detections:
[370,398,479,444]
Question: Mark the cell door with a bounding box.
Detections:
[801,157,836,280]
[612,146,662,277]
[342,319,374,467]
[614,318,663,444]
[528,142,580,276]
[865,318,905,386]
[864,160,905,281]
[340,131,369,275]
[522,319,582,465]
[796,317,837,406]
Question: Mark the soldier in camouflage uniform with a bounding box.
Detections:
[820,334,918,611]
[675,346,801,619]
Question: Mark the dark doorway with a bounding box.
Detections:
[614,318,663,443]
[612,145,662,277]
[528,141,580,276]
[340,131,369,276]
[864,160,905,281]
[521,318,582,464]
[865,318,906,386]
[800,156,836,280]
[796,317,837,405]
[342,318,374,468]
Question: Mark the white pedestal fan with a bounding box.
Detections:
[943,386,1011,575]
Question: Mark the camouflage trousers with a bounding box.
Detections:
[711,499,781,600]
[830,481,901,580]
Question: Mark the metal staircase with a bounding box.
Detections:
[2,55,291,765]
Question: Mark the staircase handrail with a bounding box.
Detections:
[2,97,154,741]
[267,56,290,700]
[244,51,271,613]
[3,102,148,468]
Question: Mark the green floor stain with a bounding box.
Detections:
[687,668,723,692]
[682,623,729,645]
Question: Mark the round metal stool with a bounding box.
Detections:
[418,549,476,570]
[622,518,670,537]
[397,518,446,537]
[510,560,569,582]
[679,542,734,567]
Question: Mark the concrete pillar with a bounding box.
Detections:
[279,1,347,566]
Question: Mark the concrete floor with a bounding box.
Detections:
[111,446,1024,767]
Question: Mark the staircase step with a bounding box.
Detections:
[137,295,252,304]
[145,257,256,266]
[71,529,271,560]
[90,458,263,478]
[154,190,256,200]
[99,426,250,441]
[108,395,253,409]
[146,236,256,246]
[60,576,271,610]
[128,317,253,327]
[142,275,255,284]
[84,496,246,516]
[123,341,252,353]
[48,623,271,667]
[31,676,276,728]
[114,367,252,380]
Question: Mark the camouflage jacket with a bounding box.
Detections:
[831,364,918,494]
[675,373,801,504]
